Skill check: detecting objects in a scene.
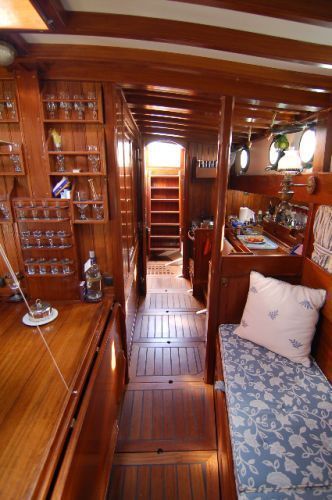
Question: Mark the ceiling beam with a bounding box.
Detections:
[38,12,332,67]
[26,44,332,93]
[166,0,332,28]
[29,0,68,30]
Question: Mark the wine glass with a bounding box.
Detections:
[4,92,16,119]
[42,200,50,219]
[0,203,10,220]
[61,258,71,274]
[50,258,59,274]
[57,230,68,248]
[73,94,85,120]
[46,230,55,247]
[33,230,43,248]
[25,258,36,275]
[46,94,57,119]
[9,144,22,172]
[92,204,104,220]
[58,91,71,119]
[20,230,31,248]
[77,203,88,220]
[0,102,4,119]
[87,91,98,120]
[38,258,47,275]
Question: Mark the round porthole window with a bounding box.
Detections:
[299,128,316,165]
[269,139,279,168]
[235,146,250,175]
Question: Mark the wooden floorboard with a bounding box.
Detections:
[139,292,203,312]
[117,382,216,452]
[130,343,205,382]
[147,275,191,290]
[134,312,206,342]
[109,451,220,500]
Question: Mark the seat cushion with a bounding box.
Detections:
[219,324,332,499]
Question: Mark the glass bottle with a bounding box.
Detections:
[85,250,102,302]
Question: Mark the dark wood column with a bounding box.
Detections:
[204,96,234,384]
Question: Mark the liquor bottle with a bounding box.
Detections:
[85,250,102,302]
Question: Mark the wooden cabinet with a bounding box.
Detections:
[0,299,126,499]
[148,174,180,255]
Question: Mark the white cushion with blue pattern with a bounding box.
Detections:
[219,324,332,499]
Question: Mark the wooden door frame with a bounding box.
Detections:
[136,138,147,296]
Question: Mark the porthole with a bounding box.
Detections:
[299,128,316,165]
[235,146,250,175]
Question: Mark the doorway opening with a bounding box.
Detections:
[145,141,185,269]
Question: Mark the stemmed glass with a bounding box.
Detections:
[0,102,4,119]
[46,230,55,247]
[59,91,71,119]
[9,143,21,173]
[33,230,43,248]
[16,201,25,220]
[4,92,16,119]
[87,145,100,172]
[5,272,23,302]
[57,230,69,248]
[25,258,36,275]
[87,92,98,120]
[77,203,88,220]
[61,258,71,274]
[46,94,57,119]
[73,94,85,120]
[38,258,47,275]
[42,200,50,219]
[50,258,59,274]
[20,230,31,248]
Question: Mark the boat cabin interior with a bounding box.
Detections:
[0,1,331,498]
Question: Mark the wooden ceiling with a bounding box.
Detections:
[1,0,331,144]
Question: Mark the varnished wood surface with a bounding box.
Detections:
[0,300,112,500]
[117,382,216,452]
[134,312,206,342]
[139,292,202,311]
[147,274,191,290]
[109,451,220,500]
[130,342,205,382]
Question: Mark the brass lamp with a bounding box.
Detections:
[278,173,316,201]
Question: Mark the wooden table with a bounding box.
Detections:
[0,298,125,499]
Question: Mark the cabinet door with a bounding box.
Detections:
[52,304,126,499]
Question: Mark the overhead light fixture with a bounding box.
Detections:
[0,41,16,66]
[0,0,48,30]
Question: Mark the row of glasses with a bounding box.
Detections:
[45,91,98,120]
[53,146,100,173]
[15,200,68,220]
[20,229,71,248]
[0,92,17,120]
[25,258,73,275]
[76,203,104,221]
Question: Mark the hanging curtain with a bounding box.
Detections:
[311,205,332,273]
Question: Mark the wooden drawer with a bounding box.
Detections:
[51,303,126,499]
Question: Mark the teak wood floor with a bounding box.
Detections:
[109,262,220,499]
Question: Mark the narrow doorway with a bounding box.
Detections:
[145,141,185,267]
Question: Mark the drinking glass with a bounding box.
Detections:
[46,94,57,119]
[57,230,68,248]
[55,154,65,172]
[87,91,98,120]
[25,258,36,275]
[58,91,71,119]
[5,273,23,301]
[92,204,104,220]
[20,230,31,248]
[42,200,50,219]
[31,207,39,220]
[55,207,63,219]
[61,258,71,274]
[77,203,88,220]
[9,145,22,172]
[0,102,4,119]
[38,258,47,275]
[4,92,16,119]
[33,230,43,248]
[87,145,100,172]
[50,258,59,274]
[73,94,85,120]
[46,230,55,247]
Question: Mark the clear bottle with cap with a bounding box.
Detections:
[85,250,102,302]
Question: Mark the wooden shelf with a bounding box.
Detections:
[73,219,106,224]
[44,120,102,124]
[16,218,70,222]
[150,235,180,239]
[151,198,179,201]
[49,172,104,176]
[42,99,98,103]
[151,187,179,190]
[151,211,179,214]
[150,246,180,250]
[0,172,25,176]
[151,223,179,226]
[26,271,75,278]
[150,174,179,178]
[48,151,101,155]
[73,200,104,205]
[0,119,19,123]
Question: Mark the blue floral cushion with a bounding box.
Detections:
[219,324,332,500]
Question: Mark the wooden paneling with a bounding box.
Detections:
[117,383,215,452]
[301,258,332,381]
[226,190,280,220]
[139,291,202,311]
[134,312,206,342]
[109,451,220,500]
[130,342,205,382]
